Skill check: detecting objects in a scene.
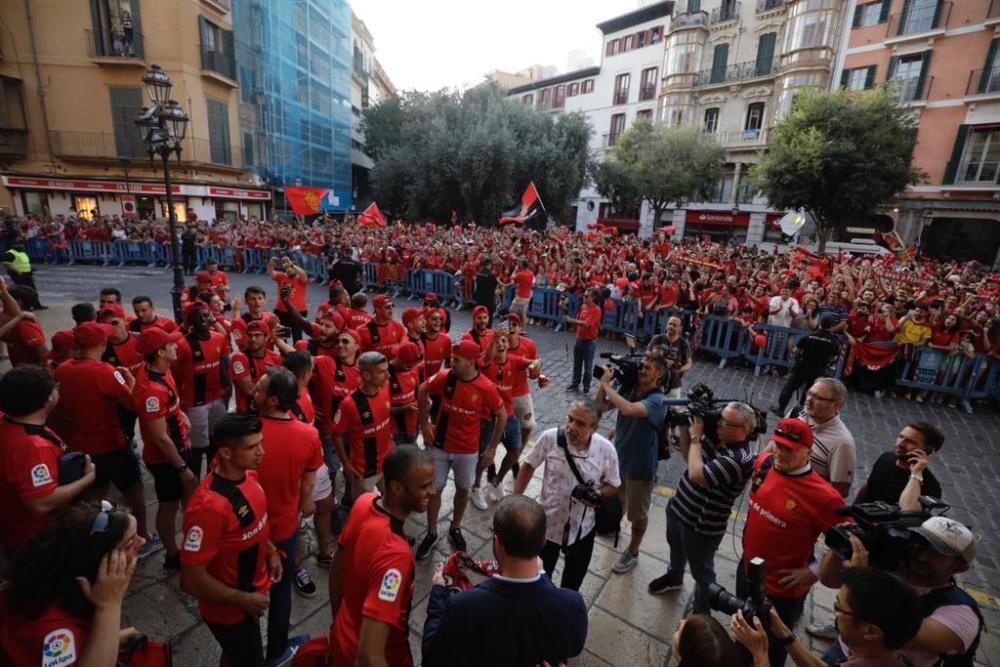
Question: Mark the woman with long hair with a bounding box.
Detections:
[673,614,754,667]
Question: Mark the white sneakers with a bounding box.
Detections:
[470,487,488,510]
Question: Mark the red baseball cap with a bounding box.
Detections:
[402,308,425,326]
[471,305,489,317]
[372,295,394,309]
[74,321,115,349]
[318,309,345,329]
[340,328,361,343]
[136,326,183,354]
[195,271,212,283]
[453,340,481,361]
[98,303,126,321]
[772,417,813,450]
[395,341,422,366]
[423,292,439,302]
[245,321,268,334]
[48,330,75,361]
[506,313,521,325]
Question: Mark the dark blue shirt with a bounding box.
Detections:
[614,390,667,482]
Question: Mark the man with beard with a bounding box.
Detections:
[230,322,283,414]
[462,305,494,352]
[232,286,279,351]
[359,295,405,359]
[422,308,452,378]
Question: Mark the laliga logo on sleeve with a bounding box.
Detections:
[42,628,77,667]
[184,526,204,552]
[233,360,246,375]
[378,568,402,602]
[31,463,53,487]
[145,396,160,413]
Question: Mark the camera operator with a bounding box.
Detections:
[595,354,669,574]
[513,398,621,591]
[648,403,756,613]
[647,315,692,398]
[855,422,943,512]
[731,566,924,667]
[819,517,983,667]
[742,418,844,667]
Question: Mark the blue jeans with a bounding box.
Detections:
[738,560,806,667]
[266,531,299,660]
[665,500,725,614]
[571,338,597,391]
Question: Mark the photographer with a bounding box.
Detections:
[819,517,983,667]
[647,315,692,398]
[855,422,943,512]
[595,354,669,574]
[514,398,621,591]
[648,403,756,613]
[267,255,310,343]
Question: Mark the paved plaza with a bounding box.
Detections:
[13,263,1000,666]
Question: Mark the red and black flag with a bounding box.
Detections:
[357,202,387,229]
[498,182,545,225]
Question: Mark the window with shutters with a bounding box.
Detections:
[108,86,147,158]
[640,68,658,101]
[581,79,595,94]
[842,66,876,91]
[613,73,630,105]
[855,2,884,27]
[957,128,1000,184]
[710,44,729,84]
[88,0,144,59]
[608,113,626,145]
[637,109,653,123]
[891,54,926,102]
[755,33,777,76]
[199,16,235,80]
[206,97,232,165]
[522,93,534,105]
[899,0,939,35]
[704,107,719,133]
[243,132,254,167]
[745,102,765,134]
[567,82,579,97]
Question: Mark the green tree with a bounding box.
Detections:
[362,83,592,225]
[594,120,724,229]
[751,86,922,252]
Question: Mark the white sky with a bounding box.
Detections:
[350,0,641,92]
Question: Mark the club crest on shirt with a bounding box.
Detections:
[42,628,76,667]
[785,497,798,511]
[377,568,402,602]
[233,360,246,375]
[145,396,160,413]
[31,463,53,487]
[184,526,204,552]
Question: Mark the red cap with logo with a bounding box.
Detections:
[98,303,127,321]
[453,340,481,361]
[372,295,394,309]
[195,271,213,284]
[74,322,116,349]
[136,326,183,354]
[772,417,813,450]
[471,305,489,317]
[402,308,425,326]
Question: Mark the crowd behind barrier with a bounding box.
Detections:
[19,236,1000,412]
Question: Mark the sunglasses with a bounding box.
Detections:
[90,499,117,535]
[834,602,858,618]
[774,427,803,443]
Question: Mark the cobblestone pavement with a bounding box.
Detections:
[14,264,1000,666]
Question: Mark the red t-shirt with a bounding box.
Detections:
[132,366,189,465]
[461,327,494,353]
[257,415,323,541]
[295,385,316,424]
[513,270,535,299]
[294,334,338,359]
[0,603,90,667]
[930,327,959,348]
[422,332,452,377]
[311,356,362,435]
[575,303,602,340]
[743,453,844,599]
[102,333,143,374]
[483,354,533,414]
[358,319,406,358]
[508,336,538,397]
[425,370,503,454]
[175,331,229,407]
[229,349,282,413]
[128,315,178,334]
[207,269,229,299]
[181,471,272,624]
[2,318,46,366]
[388,367,419,436]
[333,385,393,477]
[348,308,373,329]
[0,416,63,551]
[231,312,279,351]
[53,359,131,455]
[845,313,871,340]
[329,493,414,667]
[272,271,309,312]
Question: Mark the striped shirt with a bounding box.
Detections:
[669,439,755,536]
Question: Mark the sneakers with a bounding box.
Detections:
[612,550,639,574]
[416,532,439,560]
[163,552,181,571]
[316,551,332,569]
[487,482,503,502]
[565,385,578,392]
[293,567,317,598]
[470,487,488,511]
[648,571,684,594]
[448,526,467,552]
[266,634,308,667]
[137,533,164,560]
[806,621,839,640]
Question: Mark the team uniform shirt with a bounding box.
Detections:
[230,311,279,351]
[461,327,493,353]
[574,304,602,340]
[206,270,230,300]
[257,415,323,541]
[388,367,420,437]
[2,318,46,366]
[425,369,504,454]
[294,335,338,359]
[293,385,316,424]
[513,270,535,299]
[332,385,393,477]
[329,493,415,667]
[53,359,131,455]
[508,336,538,397]
[670,439,755,536]
[228,349,282,413]
[482,354,533,415]
[310,356,362,435]
[358,319,406,358]
[181,471,272,624]
[422,332,452,377]
[347,308,373,329]
[132,366,189,465]
[127,315,179,334]
[0,416,64,551]
[0,603,91,667]
[175,331,229,408]
[102,333,144,374]
[743,453,844,599]
[272,271,309,312]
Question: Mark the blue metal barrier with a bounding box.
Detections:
[149,242,173,267]
[23,238,52,263]
[896,347,982,413]
[67,240,113,266]
[194,245,213,271]
[361,262,379,290]
[299,253,327,283]
[698,316,748,368]
[211,245,240,271]
[111,241,153,266]
[242,248,270,274]
[963,358,1000,407]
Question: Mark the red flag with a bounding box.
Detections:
[358,202,387,229]
[284,186,328,216]
[499,182,544,225]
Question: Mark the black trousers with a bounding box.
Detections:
[540,529,596,591]
[776,366,824,415]
[207,615,264,667]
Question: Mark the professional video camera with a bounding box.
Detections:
[671,383,769,440]
[824,496,950,571]
[706,557,772,629]
[592,335,644,394]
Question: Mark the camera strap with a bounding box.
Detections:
[557,427,588,546]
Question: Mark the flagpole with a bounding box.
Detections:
[530,181,547,213]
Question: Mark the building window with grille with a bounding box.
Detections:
[581,79,595,94]
[613,73,630,105]
[745,102,765,137]
[206,97,232,166]
[567,82,579,97]
[704,107,719,133]
[608,113,626,145]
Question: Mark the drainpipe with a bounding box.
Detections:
[23,0,54,161]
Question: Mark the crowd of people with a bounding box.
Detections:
[0,213,992,667]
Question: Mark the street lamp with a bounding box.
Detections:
[135,64,189,324]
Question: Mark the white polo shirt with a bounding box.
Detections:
[802,411,856,490]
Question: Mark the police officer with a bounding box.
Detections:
[1,241,46,309]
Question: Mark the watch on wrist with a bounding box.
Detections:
[910,474,924,484]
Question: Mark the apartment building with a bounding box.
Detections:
[833,0,1000,265]
[351,13,396,210]
[0,0,267,222]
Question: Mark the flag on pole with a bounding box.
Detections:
[357,202,387,229]
[284,186,329,216]
[498,182,545,225]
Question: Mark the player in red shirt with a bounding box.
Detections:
[0,283,47,366]
[128,295,179,334]
[133,326,194,571]
[256,369,322,662]
[564,288,602,393]
[461,305,494,352]
[290,305,343,358]
[388,342,422,444]
[415,340,505,559]
[333,351,394,499]
[422,308,452,378]
[229,321,283,414]
[348,292,374,329]
[0,365,96,553]
[232,285,279,351]
[204,257,231,301]
[180,414,281,666]
[359,295,405,358]
[401,308,427,378]
[510,259,535,326]
[328,446,435,667]
[741,417,844,667]
[506,313,542,448]
[268,255,310,343]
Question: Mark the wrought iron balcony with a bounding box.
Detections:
[965,68,1000,95]
[48,130,245,169]
[84,28,144,61]
[711,2,741,24]
[706,128,770,148]
[693,59,778,86]
[756,0,784,12]
[893,76,933,103]
[887,1,951,37]
[0,127,28,158]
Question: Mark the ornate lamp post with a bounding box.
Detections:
[135,64,189,323]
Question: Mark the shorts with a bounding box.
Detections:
[184,399,227,450]
[148,460,187,503]
[618,479,654,524]
[311,463,332,501]
[500,414,523,452]
[511,393,536,432]
[430,448,478,492]
[511,296,531,311]
[91,446,141,492]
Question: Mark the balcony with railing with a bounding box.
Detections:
[613,89,629,105]
[693,59,778,86]
[756,0,784,13]
[48,130,245,170]
[670,10,709,30]
[0,128,28,158]
[200,47,236,82]
[639,83,656,101]
[887,2,951,38]
[893,76,933,103]
[948,159,1000,186]
[706,127,770,149]
[711,2,741,24]
[84,28,144,62]
[965,68,1000,96]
